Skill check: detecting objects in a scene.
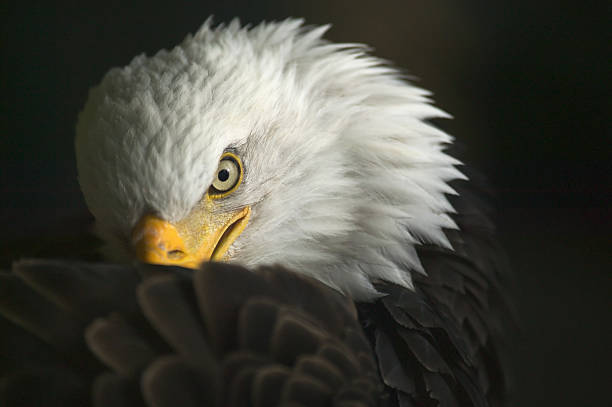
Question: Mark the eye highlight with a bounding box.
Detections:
[209,152,243,198]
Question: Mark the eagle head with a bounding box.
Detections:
[75,18,463,300]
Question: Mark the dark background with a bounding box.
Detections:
[1,1,610,405]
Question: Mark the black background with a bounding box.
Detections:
[1,1,610,405]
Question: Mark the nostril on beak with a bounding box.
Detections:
[167,250,186,260]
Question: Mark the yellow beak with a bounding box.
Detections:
[131,202,251,269]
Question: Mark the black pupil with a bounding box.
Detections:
[218,169,230,182]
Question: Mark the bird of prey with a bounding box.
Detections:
[0,18,512,407]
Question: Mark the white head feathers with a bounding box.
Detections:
[75,18,465,300]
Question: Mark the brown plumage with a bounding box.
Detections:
[0,260,382,407]
[0,178,513,407]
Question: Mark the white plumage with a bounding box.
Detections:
[75,18,465,300]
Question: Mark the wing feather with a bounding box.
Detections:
[0,260,382,407]
[360,177,513,407]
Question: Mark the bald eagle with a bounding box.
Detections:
[0,19,512,407]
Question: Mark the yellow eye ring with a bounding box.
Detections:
[209,152,243,198]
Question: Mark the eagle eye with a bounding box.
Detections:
[209,152,243,198]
